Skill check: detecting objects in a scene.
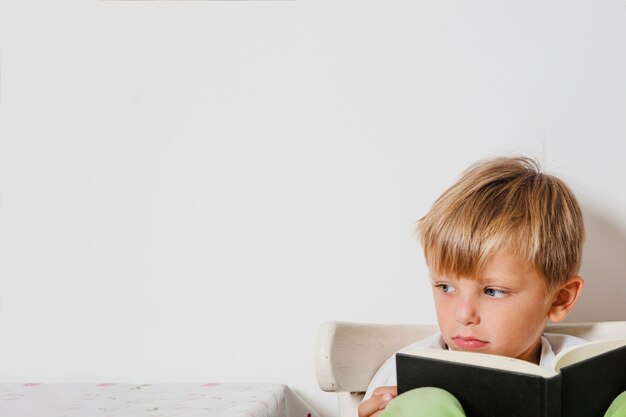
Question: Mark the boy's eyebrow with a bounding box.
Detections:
[478,276,518,286]
[430,274,519,285]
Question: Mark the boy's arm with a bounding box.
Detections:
[362,353,398,402]
[358,386,397,417]
[358,333,443,417]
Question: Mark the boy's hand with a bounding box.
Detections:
[358,386,397,417]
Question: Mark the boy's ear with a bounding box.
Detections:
[547,275,585,323]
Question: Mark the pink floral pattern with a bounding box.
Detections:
[0,383,319,417]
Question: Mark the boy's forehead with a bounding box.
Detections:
[445,250,536,276]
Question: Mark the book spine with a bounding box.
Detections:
[543,376,562,417]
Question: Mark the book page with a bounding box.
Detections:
[402,347,555,378]
[553,339,626,371]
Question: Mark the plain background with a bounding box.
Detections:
[0,1,625,416]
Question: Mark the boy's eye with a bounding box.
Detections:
[437,284,456,293]
[485,288,507,298]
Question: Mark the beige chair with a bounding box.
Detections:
[315,321,626,417]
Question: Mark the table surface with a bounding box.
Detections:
[0,383,320,417]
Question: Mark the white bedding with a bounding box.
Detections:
[0,383,320,417]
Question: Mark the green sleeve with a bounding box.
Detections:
[380,387,466,417]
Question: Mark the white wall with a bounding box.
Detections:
[1,1,625,416]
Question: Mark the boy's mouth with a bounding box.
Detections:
[451,336,489,350]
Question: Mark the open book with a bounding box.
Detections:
[396,339,626,417]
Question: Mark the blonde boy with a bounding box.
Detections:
[358,157,626,417]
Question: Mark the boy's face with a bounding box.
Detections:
[430,250,564,364]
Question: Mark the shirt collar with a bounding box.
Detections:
[538,334,555,370]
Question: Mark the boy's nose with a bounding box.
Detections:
[455,297,480,325]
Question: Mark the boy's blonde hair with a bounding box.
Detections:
[417,156,584,290]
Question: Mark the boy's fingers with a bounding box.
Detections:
[372,386,397,398]
[358,392,395,417]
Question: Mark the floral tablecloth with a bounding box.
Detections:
[0,383,320,417]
